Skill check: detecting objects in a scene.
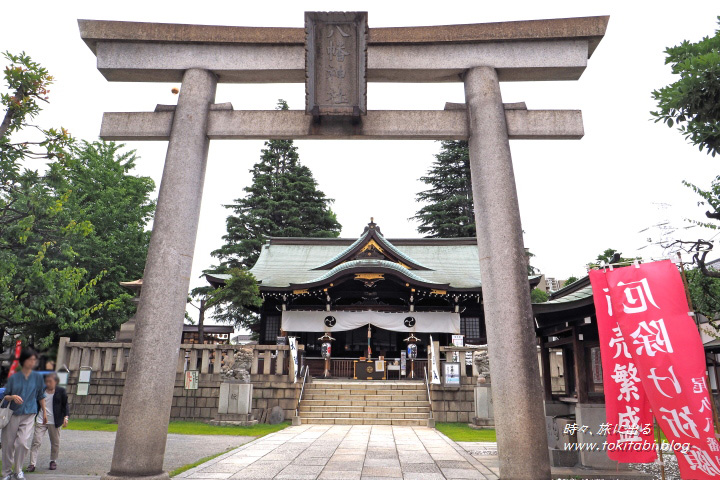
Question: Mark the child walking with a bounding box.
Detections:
[27,373,68,472]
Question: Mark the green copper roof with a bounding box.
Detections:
[313,227,430,270]
[249,236,485,290]
[304,259,438,286]
[542,284,593,304]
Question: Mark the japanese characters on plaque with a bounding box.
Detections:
[305,12,367,117]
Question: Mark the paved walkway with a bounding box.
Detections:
[175,425,499,480]
[23,429,254,478]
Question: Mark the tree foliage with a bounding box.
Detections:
[530,288,549,303]
[686,267,720,329]
[0,52,154,349]
[203,269,263,332]
[212,100,341,270]
[412,141,475,238]
[590,248,638,267]
[564,275,580,287]
[651,18,720,157]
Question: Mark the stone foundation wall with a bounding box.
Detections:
[65,372,296,422]
[429,377,475,423]
[251,374,301,422]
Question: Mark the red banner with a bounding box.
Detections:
[594,260,720,479]
[590,270,657,463]
[6,340,21,379]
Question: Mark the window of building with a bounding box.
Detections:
[461,317,481,339]
[265,316,281,342]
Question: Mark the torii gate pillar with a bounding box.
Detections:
[104,68,217,480]
[465,66,551,479]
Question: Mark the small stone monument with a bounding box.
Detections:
[212,347,257,426]
[268,405,285,425]
[473,350,494,426]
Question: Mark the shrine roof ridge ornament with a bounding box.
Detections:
[77,15,608,84]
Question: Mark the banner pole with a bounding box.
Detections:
[655,417,666,480]
[677,252,720,438]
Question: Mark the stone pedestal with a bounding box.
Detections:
[464,66,551,479]
[575,403,627,470]
[546,415,579,467]
[212,382,256,426]
[473,385,494,426]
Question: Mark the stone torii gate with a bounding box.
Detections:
[78,13,607,480]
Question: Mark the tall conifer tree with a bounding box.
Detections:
[213,101,342,269]
[412,140,476,238]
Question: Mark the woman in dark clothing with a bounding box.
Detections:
[27,373,68,472]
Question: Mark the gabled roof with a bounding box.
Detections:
[208,222,544,293]
[314,220,430,271]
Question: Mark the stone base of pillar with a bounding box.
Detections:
[101,473,169,480]
[426,418,435,428]
[210,413,257,426]
[292,415,302,426]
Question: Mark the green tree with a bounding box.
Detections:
[591,248,638,267]
[651,18,720,157]
[412,140,475,237]
[213,100,341,269]
[49,141,156,340]
[651,21,720,277]
[564,276,580,287]
[0,52,104,349]
[530,288,548,303]
[204,269,262,332]
[412,141,541,276]
[686,268,720,328]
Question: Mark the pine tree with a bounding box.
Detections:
[213,100,342,269]
[412,140,476,238]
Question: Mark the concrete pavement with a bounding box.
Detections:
[23,429,254,479]
[175,425,498,480]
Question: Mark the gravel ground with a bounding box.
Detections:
[19,428,254,478]
[632,454,681,480]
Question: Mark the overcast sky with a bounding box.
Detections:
[2,1,719,324]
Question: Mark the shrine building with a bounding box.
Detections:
[208,220,542,378]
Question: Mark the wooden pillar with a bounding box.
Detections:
[540,341,553,402]
[562,346,572,397]
[572,326,588,404]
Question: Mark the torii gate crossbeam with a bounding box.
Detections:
[79,15,608,480]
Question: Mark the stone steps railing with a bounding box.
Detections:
[56,337,304,377]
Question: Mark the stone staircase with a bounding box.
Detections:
[298,380,431,426]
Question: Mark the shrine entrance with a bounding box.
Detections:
[80,12,608,480]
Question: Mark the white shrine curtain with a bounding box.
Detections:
[281,310,460,333]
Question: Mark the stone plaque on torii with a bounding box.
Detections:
[78,13,608,480]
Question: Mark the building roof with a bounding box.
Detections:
[208,222,542,292]
[182,325,234,334]
[532,275,594,314]
[252,237,482,291]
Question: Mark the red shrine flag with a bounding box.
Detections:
[593,260,720,479]
[590,270,656,463]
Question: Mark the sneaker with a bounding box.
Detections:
[15,472,25,479]
[2,475,12,480]
[25,465,34,473]
[49,461,57,470]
